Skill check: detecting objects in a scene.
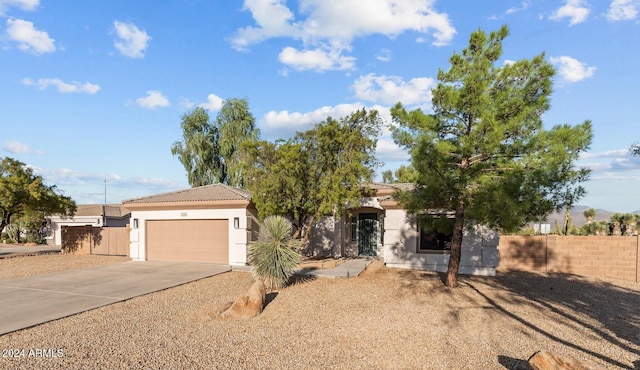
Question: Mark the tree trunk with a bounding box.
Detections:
[295,215,315,252]
[445,198,465,288]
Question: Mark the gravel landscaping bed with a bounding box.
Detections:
[0,255,638,369]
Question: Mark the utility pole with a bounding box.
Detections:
[103,178,107,227]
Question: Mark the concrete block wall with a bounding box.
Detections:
[498,235,639,283]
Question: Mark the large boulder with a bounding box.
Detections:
[221,280,266,319]
[528,350,595,370]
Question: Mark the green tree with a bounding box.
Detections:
[0,157,76,233]
[391,25,592,287]
[248,215,301,291]
[381,170,394,184]
[171,98,258,188]
[171,107,220,187]
[381,165,418,184]
[394,165,419,183]
[217,98,259,187]
[243,109,382,241]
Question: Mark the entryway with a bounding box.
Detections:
[357,213,379,256]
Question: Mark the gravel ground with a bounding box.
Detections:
[0,255,638,369]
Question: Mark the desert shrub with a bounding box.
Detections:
[248,215,301,291]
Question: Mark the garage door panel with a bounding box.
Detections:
[146,219,228,263]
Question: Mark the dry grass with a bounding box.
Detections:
[0,255,638,369]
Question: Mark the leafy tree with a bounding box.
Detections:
[391,25,592,287]
[243,109,382,241]
[0,157,76,234]
[248,215,301,291]
[381,170,394,184]
[171,98,258,188]
[394,165,419,183]
[217,98,259,187]
[171,107,219,187]
[381,165,419,184]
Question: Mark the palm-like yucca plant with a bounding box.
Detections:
[248,215,301,291]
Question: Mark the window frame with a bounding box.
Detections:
[416,216,454,254]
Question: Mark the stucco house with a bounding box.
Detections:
[123,184,259,266]
[304,183,500,276]
[122,183,498,276]
[47,204,131,246]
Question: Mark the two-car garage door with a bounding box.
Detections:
[146,219,229,264]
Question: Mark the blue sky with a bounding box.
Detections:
[2,0,639,212]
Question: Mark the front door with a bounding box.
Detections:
[358,213,378,256]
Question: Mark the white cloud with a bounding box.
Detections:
[607,0,639,21]
[579,149,640,173]
[580,149,629,160]
[375,48,391,62]
[352,73,435,106]
[179,98,195,110]
[231,0,456,71]
[278,46,355,71]
[0,0,39,16]
[29,166,185,199]
[549,0,590,25]
[22,77,100,94]
[113,20,151,59]
[135,90,169,109]
[199,93,224,111]
[260,102,396,140]
[550,56,596,82]
[376,138,410,162]
[262,103,366,132]
[5,18,54,54]
[506,1,531,15]
[3,140,32,154]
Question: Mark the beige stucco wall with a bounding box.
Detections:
[382,209,499,276]
[128,208,251,266]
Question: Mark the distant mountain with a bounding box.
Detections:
[536,205,617,230]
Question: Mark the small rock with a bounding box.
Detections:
[221,280,266,319]
[528,350,595,370]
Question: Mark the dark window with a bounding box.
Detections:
[417,217,454,252]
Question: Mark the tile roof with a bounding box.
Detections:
[75,204,130,218]
[362,182,415,192]
[122,184,252,205]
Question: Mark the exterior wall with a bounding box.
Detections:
[129,208,251,266]
[382,209,499,276]
[303,216,340,257]
[498,235,640,282]
[47,215,130,246]
[246,208,260,244]
[48,216,102,246]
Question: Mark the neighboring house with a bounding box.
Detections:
[47,204,131,246]
[304,183,500,276]
[122,184,259,266]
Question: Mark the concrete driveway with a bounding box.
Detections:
[0,261,230,335]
